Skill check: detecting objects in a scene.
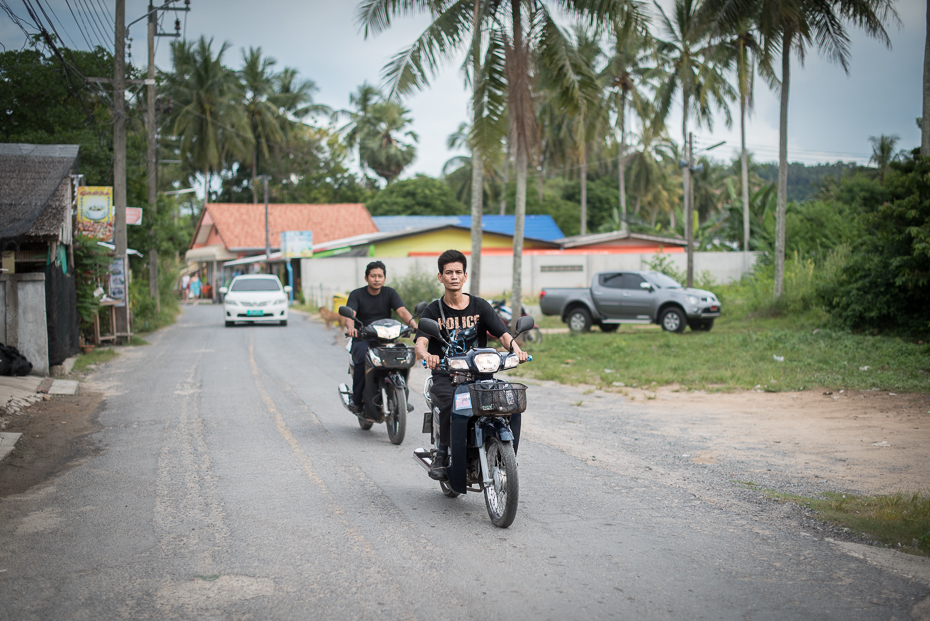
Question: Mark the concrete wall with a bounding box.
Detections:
[300,251,759,309]
[0,273,49,376]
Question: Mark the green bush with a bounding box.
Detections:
[391,268,443,316]
[819,157,930,338]
[644,253,717,291]
[129,256,182,333]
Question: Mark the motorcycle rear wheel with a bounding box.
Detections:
[357,416,373,431]
[483,437,519,528]
[439,480,460,498]
[386,387,407,445]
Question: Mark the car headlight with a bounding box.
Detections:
[503,354,519,369]
[225,299,238,306]
[448,359,469,370]
[367,349,383,367]
[687,295,699,305]
[474,353,501,373]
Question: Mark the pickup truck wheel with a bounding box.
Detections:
[660,307,686,333]
[599,324,619,333]
[566,308,592,333]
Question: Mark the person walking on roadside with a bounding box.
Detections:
[181,273,190,304]
[190,273,201,301]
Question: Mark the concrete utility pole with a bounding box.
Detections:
[114,0,129,337]
[263,176,271,270]
[147,1,159,310]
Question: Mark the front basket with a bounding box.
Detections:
[467,382,527,416]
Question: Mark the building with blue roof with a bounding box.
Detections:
[372,215,564,242]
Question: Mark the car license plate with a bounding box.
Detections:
[711,305,719,311]
[246,310,264,316]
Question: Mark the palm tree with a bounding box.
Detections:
[702,0,898,299]
[653,0,734,284]
[239,47,287,204]
[601,6,653,232]
[167,37,251,210]
[360,100,419,184]
[358,0,631,325]
[868,134,900,184]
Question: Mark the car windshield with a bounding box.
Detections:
[231,278,281,292]
[648,273,683,289]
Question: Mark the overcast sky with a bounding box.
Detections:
[1,0,924,180]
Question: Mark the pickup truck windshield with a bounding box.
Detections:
[650,273,683,289]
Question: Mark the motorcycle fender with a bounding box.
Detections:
[388,372,406,390]
[476,418,514,446]
[449,385,473,495]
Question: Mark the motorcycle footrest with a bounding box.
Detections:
[412,448,432,472]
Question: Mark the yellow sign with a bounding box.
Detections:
[76,186,114,239]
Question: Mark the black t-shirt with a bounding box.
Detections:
[346,286,405,327]
[416,294,508,370]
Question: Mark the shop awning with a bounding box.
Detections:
[223,252,283,267]
[185,244,237,262]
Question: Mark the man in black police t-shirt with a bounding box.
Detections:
[414,249,528,480]
[345,261,418,414]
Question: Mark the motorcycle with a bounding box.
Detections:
[413,315,535,528]
[336,306,416,445]
[490,300,542,344]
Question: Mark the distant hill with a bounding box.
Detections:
[756,161,867,203]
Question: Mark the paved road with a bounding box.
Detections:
[0,305,926,619]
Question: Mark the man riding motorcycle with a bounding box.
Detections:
[413,249,528,480]
[346,261,418,416]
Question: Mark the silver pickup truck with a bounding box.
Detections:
[539,270,721,333]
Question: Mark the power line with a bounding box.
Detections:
[74,0,113,52]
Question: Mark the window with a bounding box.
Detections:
[231,278,281,292]
[620,274,646,290]
[599,273,625,289]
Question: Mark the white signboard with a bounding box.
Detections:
[281,230,313,259]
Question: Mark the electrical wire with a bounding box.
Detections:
[74,0,113,52]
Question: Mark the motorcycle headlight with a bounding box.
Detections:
[474,353,501,373]
[448,358,469,370]
[374,325,402,340]
[367,349,383,367]
[503,354,519,369]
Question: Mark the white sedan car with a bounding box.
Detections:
[220,275,291,327]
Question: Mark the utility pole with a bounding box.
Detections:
[114,0,129,338]
[146,1,159,310]
[263,175,271,271]
[684,132,694,287]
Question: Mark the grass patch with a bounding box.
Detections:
[514,312,930,392]
[128,335,150,346]
[72,348,119,373]
[766,490,930,557]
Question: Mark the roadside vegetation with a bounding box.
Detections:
[72,348,119,373]
[740,483,930,558]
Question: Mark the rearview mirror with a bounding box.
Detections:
[284,285,292,293]
[514,315,535,337]
[413,301,427,317]
[219,287,228,295]
[338,306,356,320]
[640,281,653,291]
[417,317,443,340]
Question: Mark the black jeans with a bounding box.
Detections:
[429,374,521,453]
[350,339,371,407]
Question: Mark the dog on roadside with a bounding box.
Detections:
[319,307,344,330]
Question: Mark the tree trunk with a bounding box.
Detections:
[500,142,510,215]
[679,92,688,236]
[774,31,791,300]
[617,91,628,232]
[537,156,544,204]
[580,123,587,236]
[469,0,483,297]
[923,0,930,156]
[509,0,528,332]
[741,92,750,274]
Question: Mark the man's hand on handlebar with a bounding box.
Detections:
[423,353,441,369]
[346,326,358,338]
[516,350,529,363]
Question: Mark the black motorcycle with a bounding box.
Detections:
[413,315,534,528]
[337,306,416,445]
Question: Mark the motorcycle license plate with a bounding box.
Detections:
[454,392,472,410]
[246,310,264,316]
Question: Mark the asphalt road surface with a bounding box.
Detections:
[0,305,927,619]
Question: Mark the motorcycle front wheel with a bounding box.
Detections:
[483,437,519,528]
[386,386,407,445]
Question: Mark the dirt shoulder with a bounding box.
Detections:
[614,385,930,495]
[0,391,104,498]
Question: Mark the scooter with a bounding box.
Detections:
[336,306,416,445]
[413,315,535,528]
[490,300,542,344]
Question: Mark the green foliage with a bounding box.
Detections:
[756,161,863,203]
[644,253,717,291]
[129,256,183,333]
[390,269,443,316]
[72,234,110,332]
[367,175,465,216]
[72,347,119,373]
[820,158,930,338]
